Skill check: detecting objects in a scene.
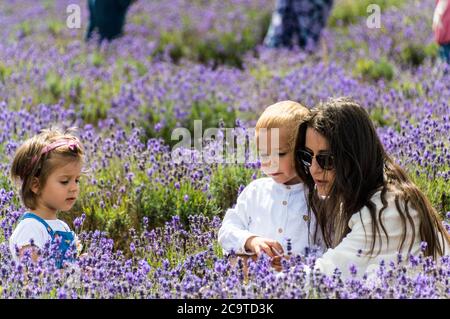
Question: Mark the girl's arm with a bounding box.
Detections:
[10,219,49,264]
[18,245,40,263]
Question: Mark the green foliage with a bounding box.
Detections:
[154,30,190,63]
[0,62,12,83]
[412,173,450,218]
[42,73,84,105]
[66,159,138,250]
[0,175,13,194]
[329,0,362,26]
[151,12,269,68]
[44,72,63,102]
[65,76,83,104]
[392,81,424,99]
[79,79,121,124]
[338,38,368,53]
[17,21,32,37]
[47,20,63,37]
[329,0,406,27]
[136,183,221,229]
[354,57,394,82]
[187,100,236,136]
[196,37,244,69]
[141,99,237,147]
[424,43,440,59]
[42,0,54,10]
[209,164,259,213]
[132,60,148,77]
[90,51,105,68]
[400,44,427,67]
[80,101,109,124]
[370,107,393,128]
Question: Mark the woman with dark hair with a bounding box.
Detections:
[294,97,449,279]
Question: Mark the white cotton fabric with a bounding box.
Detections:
[9,217,72,261]
[313,190,450,279]
[218,177,323,255]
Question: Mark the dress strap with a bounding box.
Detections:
[20,212,55,238]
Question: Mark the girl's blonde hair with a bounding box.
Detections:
[255,100,309,150]
[11,128,84,210]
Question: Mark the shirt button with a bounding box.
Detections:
[282,200,287,205]
[303,215,310,222]
[286,186,291,190]
[278,228,283,234]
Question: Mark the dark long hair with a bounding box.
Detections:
[295,97,449,258]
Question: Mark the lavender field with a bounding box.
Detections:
[0,0,449,298]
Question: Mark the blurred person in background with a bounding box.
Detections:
[86,0,137,42]
[433,0,450,63]
[264,0,334,50]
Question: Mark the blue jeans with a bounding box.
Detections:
[439,43,450,64]
[264,0,334,49]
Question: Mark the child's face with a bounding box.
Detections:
[257,127,300,185]
[33,160,82,217]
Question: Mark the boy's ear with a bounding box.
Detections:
[30,177,40,195]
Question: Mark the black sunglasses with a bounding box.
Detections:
[296,149,334,170]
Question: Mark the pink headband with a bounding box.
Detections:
[28,138,81,174]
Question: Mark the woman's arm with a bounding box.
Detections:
[313,201,421,279]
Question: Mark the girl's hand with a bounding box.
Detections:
[244,236,284,258]
[75,238,83,257]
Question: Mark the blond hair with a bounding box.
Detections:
[256,100,309,150]
[11,128,84,209]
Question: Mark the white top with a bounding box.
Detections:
[313,190,450,279]
[9,217,72,262]
[218,177,322,255]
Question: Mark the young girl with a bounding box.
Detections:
[218,100,323,261]
[294,97,450,279]
[9,128,84,268]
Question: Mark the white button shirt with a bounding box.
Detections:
[218,177,320,255]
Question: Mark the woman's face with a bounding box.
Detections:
[304,127,336,196]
